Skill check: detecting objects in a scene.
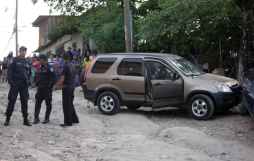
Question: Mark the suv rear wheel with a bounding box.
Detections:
[126,105,141,110]
[188,94,214,120]
[97,91,121,115]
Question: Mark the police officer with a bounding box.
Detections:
[32,54,56,124]
[4,46,32,126]
[53,52,79,126]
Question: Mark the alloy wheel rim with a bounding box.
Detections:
[100,96,114,112]
[192,99,207,116]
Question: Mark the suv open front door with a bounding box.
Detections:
[144,59,184,108]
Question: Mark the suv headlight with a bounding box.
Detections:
[215,83,232,92]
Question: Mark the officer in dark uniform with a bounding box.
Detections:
[4,46,32,126]
[32,54,56,124]
[53,52,79,126]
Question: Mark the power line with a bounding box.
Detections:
[2,30,15,54]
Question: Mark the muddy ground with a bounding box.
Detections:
[0,83,253,161]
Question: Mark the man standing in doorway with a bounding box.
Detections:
[4,46,32,126]
[71,46,79,55]
[32,54,56,124]
[67,47,73,62]
[53,52,79,126]
[82,45,91,61]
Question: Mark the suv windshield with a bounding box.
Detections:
[170,58,204,76]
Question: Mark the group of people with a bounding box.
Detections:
[37,45,96,87]
[2,45,92,127]
[0,51,14,83]
[67,45,96,87]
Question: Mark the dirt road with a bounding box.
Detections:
[0,83,253,161]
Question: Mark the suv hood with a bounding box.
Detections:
[195,73,238,87]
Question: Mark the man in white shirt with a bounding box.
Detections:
[87,50,93,60]
[48,54,56,67]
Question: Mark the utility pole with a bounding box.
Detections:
[124,0,132,52]
[15,0,18,56]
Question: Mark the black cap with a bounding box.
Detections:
[38,54,48,61]
[19,46,27,51]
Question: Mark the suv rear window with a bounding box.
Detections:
[117,59,143,76]
[91,58,117,73]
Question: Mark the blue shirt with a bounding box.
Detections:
[20,58,26,64]
[58,61,64,73]
[7,57,32,85]
[72,50,79,55]
[71,59,81,74]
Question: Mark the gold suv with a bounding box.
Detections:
[81,53,241,120]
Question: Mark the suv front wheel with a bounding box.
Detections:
[188,94,214,120]
[97,91,121,115]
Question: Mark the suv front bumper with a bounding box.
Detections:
[211,92,242,111]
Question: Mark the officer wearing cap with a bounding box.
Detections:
[32,54,56,124]
[53,52,79,126]
[4,46,32,126]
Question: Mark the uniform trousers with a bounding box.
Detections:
[34,87,52,117]
[62,85,79,125]
[6,81,29,117]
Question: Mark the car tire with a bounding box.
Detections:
[188,94,214,120]
[97,91,121,115]
[239,103,249,115]
[126,105,141,110]
[80,68,86,85]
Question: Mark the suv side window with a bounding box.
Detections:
[146,61,175,80]
[91,58,117,73]
[117,59,143,76]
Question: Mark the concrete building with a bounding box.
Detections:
[32,15,90,57]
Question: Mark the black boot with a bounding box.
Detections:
[4,116,10,126]
[42,117,50,124]
[33,104,41,124]
[23,117,32,126]
[43,105,52,124]
[33,116,40,124]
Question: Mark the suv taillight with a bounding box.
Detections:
[84,58,96,83]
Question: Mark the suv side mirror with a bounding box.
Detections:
[173,73,180,80]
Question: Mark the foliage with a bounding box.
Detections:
[77,2,126,53]
[32,0,254,79]
[47,16,80,40]
[138,0,244,56]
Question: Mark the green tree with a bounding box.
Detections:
[138,0,252,80]
[236,0,254,81]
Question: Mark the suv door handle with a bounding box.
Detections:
[154,82,162,86]
[112,78,121,80]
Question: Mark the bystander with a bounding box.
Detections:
[71,55,81,87]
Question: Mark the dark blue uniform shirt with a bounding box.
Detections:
[61,61,75,85]
[36,63,56,88]
[7,56,32,85]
